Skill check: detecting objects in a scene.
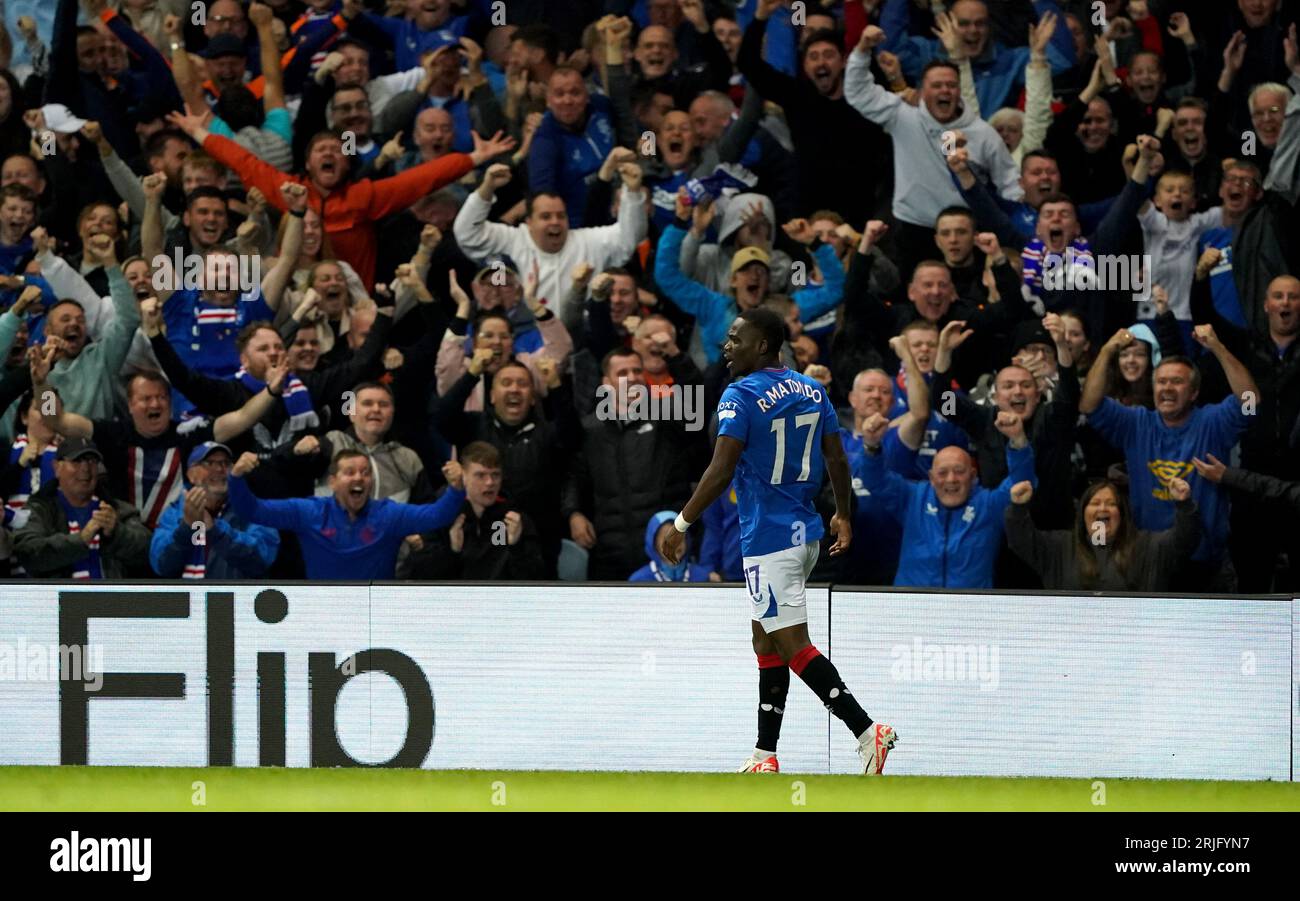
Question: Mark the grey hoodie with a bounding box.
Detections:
[678,192,794,296]
[844,49,1022,228]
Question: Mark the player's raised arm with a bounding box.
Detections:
[822,430,852,557]
[661,436,744,566]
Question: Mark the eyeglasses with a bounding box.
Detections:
[1252,106,1283,118]
[1224,174,1258,187]
[195,458,232,470]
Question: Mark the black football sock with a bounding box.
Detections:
[756,653,789,754]
[789,645,873,739]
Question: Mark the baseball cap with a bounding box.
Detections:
[57,437,103,463]
[187,441,233,468]
[203,34,246,60]
[730,246,771,277]
[474,254,520,283]
[41,104,88,134]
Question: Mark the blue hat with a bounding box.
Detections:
[187,441,232,468]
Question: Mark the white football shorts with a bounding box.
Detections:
[743,542,819,634]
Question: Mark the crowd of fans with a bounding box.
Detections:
[1,0,1299,594]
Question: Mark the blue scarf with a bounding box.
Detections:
[235,368,320,433]
[57,493,103,580]
[649,559,688,581]
[1022,237,1095,295]
[6,436,57,531]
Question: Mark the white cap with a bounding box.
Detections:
[40,103,89,134]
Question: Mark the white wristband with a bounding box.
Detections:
[673,513,691,533]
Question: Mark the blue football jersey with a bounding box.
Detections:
[716,367,839,557]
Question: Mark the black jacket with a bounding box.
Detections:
[1190,275,1300,477]
[400,500,547,581]
[562,411,698,581]
[738,17,892,222]
[1004,498,1201,592]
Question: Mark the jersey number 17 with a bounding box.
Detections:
[769,412,819,485]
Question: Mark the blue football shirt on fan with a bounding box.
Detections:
[716,366,838,558]
[164,287,275,379]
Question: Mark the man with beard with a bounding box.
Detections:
[529,66,618,227]
[168,107,515,288]
[455,161,647,330]
[847,26,1021,277]
[19,240,138,427]
[1191,268,1300,593]
[149,441,279,579]
[741,0,892,225]
[13,436,152,579]
[227,447,466,580]
[1081,324,1259,592]
[145,179,305,381]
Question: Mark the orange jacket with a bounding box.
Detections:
[202,134,474,287]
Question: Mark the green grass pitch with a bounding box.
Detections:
[2,767,1298,811]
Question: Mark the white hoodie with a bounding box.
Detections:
[454,185,649,331]
[845,49,1022,228]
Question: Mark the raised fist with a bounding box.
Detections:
[858,25,886,52]
[280,181,309,212]
[861,411,889,447]
[483,163,512,190]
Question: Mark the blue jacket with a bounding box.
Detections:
[360,11,467,71]
[528,94,618,228]
[654,224,845,364]
[149,492,280,580]
[629,510,712,582]
[226,475,465,579]
[882,0,1074,114]
[859,441,1036,589]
